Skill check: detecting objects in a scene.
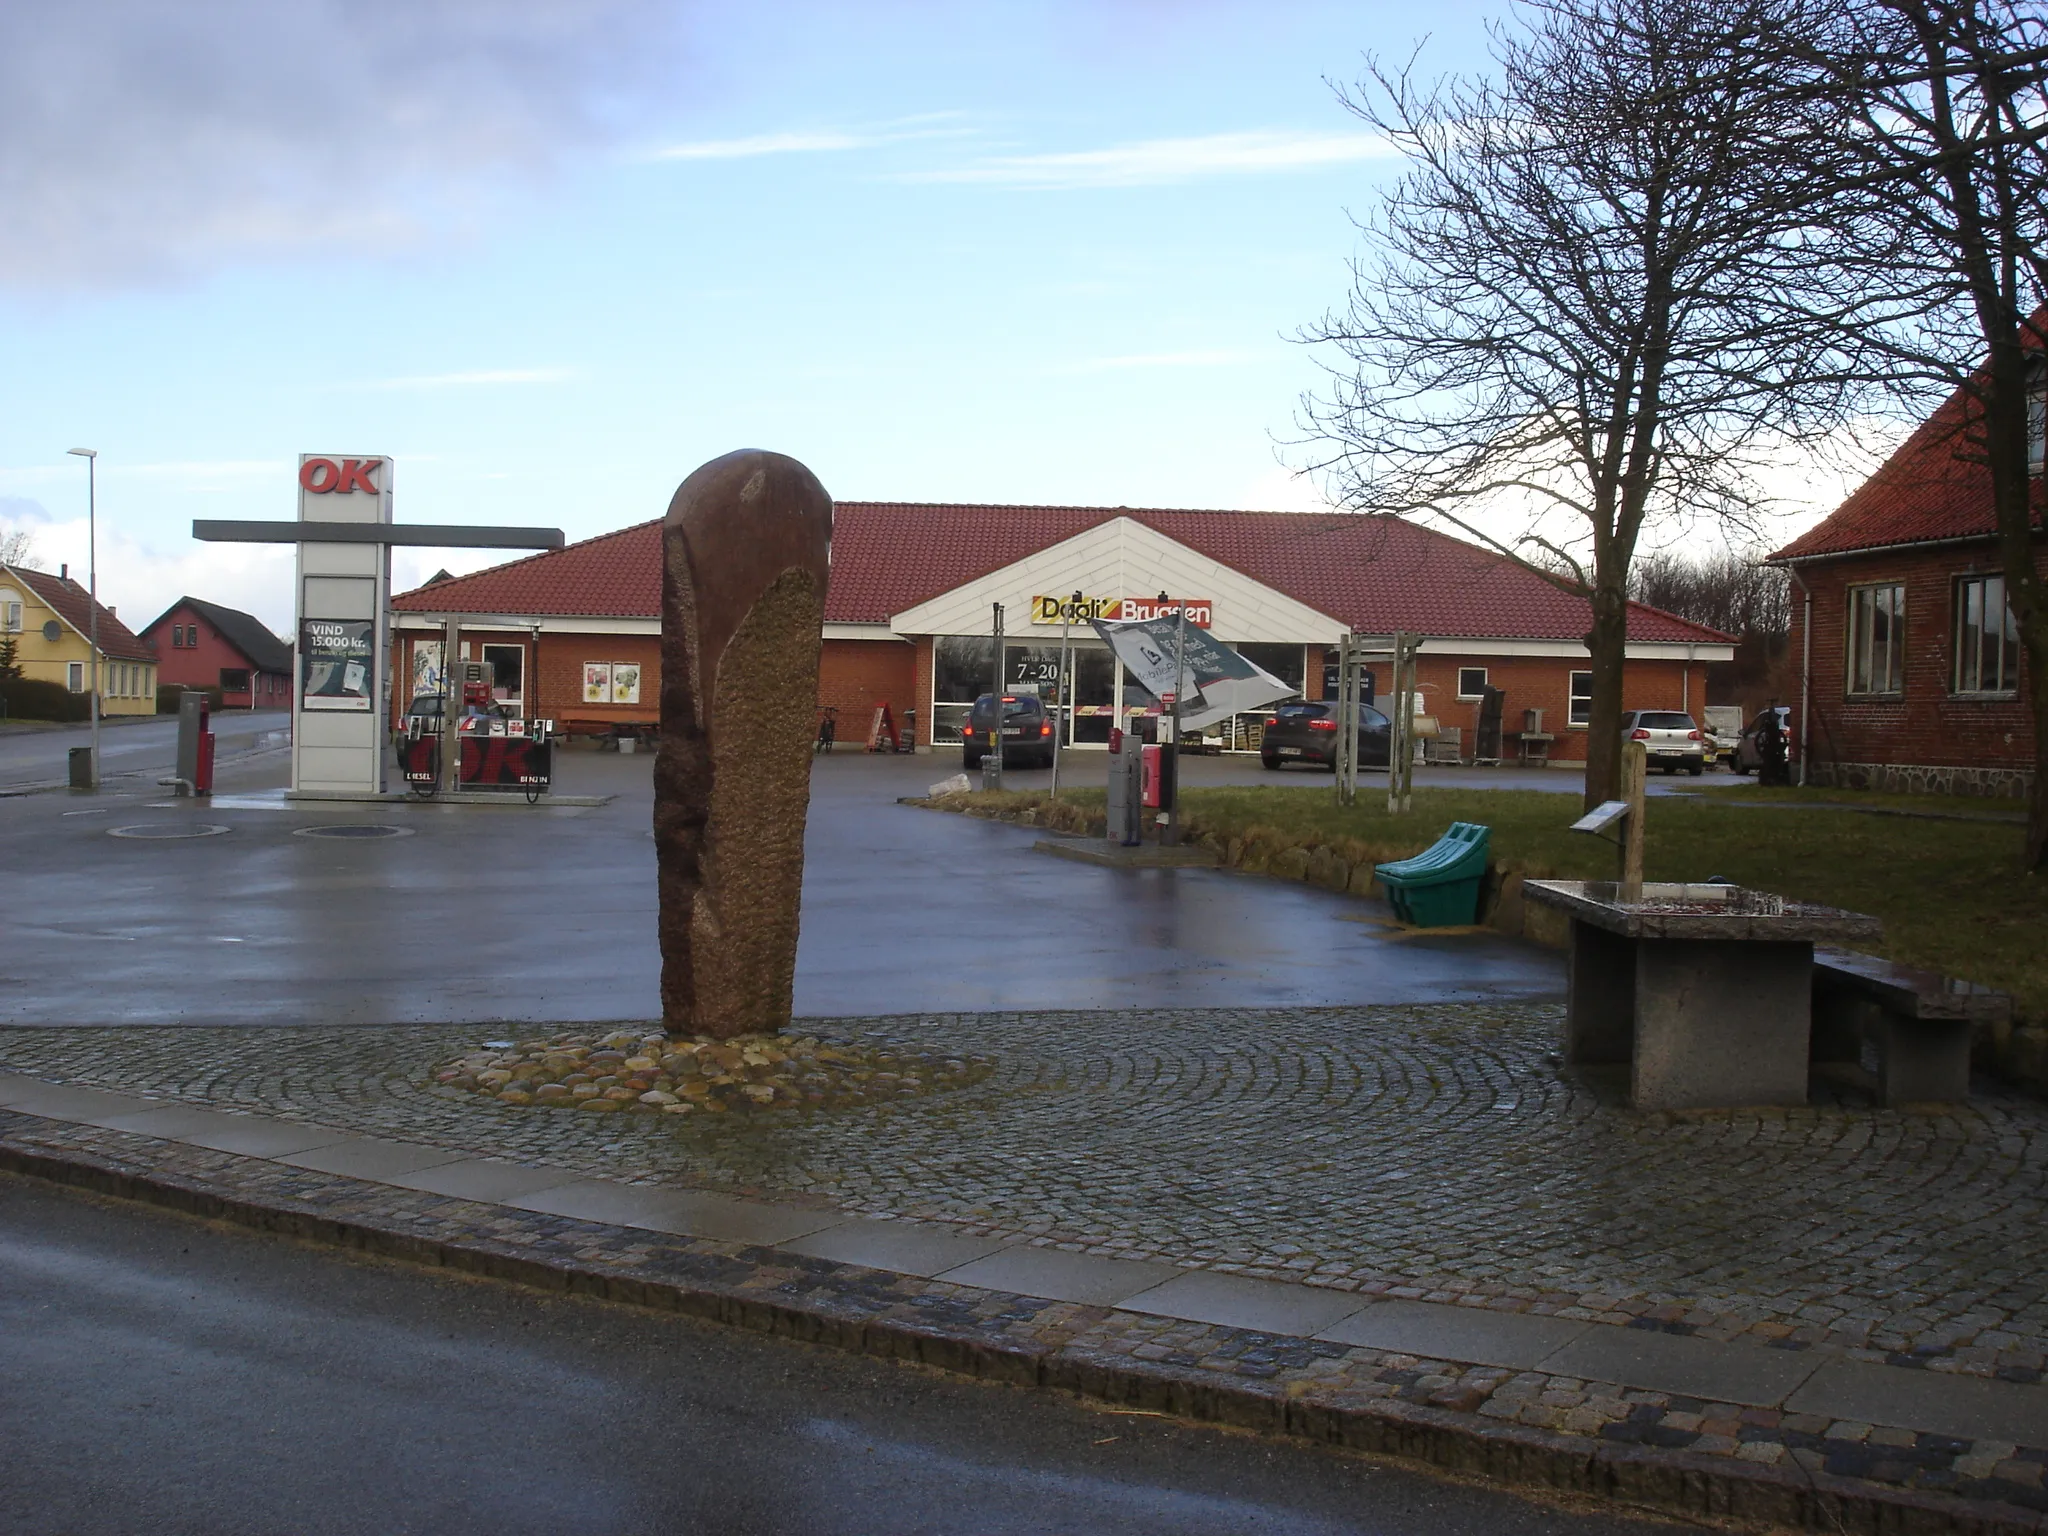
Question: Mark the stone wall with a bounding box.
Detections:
[1810,760,2034,799]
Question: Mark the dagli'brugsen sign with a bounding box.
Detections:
[1030,595,1211,627]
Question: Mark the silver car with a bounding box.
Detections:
[1619,709,1707,775]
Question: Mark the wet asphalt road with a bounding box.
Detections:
[0,747,1563,1028]
[0,710,287,792]
[0,1175,1689,1536]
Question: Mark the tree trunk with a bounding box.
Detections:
[1582,579,1632,810]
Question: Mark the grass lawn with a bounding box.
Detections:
[942,781,2047,1024]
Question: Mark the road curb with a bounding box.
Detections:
[1,1125,2038,1536]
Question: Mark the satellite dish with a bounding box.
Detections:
[41,620,61,642]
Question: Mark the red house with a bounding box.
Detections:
[140,596,293,710]
[1770,370,2044,797]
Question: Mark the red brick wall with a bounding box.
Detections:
[141,603,289,707]
[819,638,917,747]
[1788,540,2040,774]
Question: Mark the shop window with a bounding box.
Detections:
[483,643,524,705]
[930,636,994,743]
[1005,644,1064,699]
[1457,666,1488,700]
[1568,671,1593,727]
[1954,574,2020,695]
[1846,583,1905,695]
[1235,642,1306,695]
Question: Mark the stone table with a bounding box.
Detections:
[1522,881,1882,1111]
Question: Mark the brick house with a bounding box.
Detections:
[139,596,293,710]
[1769,377,2044,798]
[390,504,1732,758]
[0,561,159,715]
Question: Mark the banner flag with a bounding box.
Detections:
[1088,616,1296,732]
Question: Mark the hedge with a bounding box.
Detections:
[0,678,92,722]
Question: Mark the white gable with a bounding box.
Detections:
[889,517,1346,644]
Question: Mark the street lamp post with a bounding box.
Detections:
[66,448,98,789]
[1050,589,1081,798]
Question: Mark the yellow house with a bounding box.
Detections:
[0,562,159,716]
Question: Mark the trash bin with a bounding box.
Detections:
[67,746,93,789]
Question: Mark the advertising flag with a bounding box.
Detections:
[1088,615,1296,732]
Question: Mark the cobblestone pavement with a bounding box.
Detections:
[5,1003,2047,1380]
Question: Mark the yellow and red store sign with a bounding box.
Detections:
[1030,595,1212,627]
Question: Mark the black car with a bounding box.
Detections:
[961,693,1057,769]
[1260,701,1391,771]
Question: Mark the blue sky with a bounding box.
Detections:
[0,0,1845,635]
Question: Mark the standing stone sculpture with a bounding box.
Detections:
[655,450,832,1040]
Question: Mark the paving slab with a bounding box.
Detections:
[176,1118,355,1158]
[383,1158,588,1204]
[617,1190,845,1247]
[0,1082,157,1122]
[934,1247,1185,1307]
[87,1105,250,1141]
[276,1137,470,1181]
[774,1218,1012,1277]
[1117,1269,1369,1336]
[1789,1358,2048,1446]
[1316,1300,1592,1369]
[1541,1325,1823,1408]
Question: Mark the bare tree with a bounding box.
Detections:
[0,525,38,569]
[1301,0,1894,806]
[1629,548,1791,640]
[1807,0,2048,866]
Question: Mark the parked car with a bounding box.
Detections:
[1701,705,1743,768]
[1260,700,1391,771]
[961,693,1056,769]
[1619,709,1707,775]
[1730,705,1797,776]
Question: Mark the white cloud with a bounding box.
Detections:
[903,129,1396,189]
[352,369,580,391]
[648,114,975,163]
[0,0,684,289]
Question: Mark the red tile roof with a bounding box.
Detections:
[1771,336,2048,563]
[392,505,1731,644]
[4,564,157,661]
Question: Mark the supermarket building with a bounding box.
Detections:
[389,502,1732,759]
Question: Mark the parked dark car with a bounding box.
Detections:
[1260,701,1391,771]
[961,693,1057,769]
[1619,709,1707,775]
[1731,705,1797,776]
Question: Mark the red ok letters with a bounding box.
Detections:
[299,457,384,495]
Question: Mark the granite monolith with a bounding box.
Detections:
[654,449,832,1039]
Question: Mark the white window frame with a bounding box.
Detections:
[1954,573,2021,696]
[1846,583,1906,697]
[66,662,84,692]
[1456,666,1488,700]
[1,597,20,633]
[1568,670,1594,727]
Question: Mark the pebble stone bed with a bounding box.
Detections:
[437,1030,992,1115]
[6,1003,2048,1380]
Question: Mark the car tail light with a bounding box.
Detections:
[1309,719,1338,732]
[1039,723,1052,737]
[962,726,974,737]
[1630,728,1651,740]
[1000,695,1018,703]
[1687,730,1702,740]
[1264,716,1279,728]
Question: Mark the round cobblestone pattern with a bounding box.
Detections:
[5,1004,2047,1374]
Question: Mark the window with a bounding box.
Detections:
[930,636,994,744]
[219,667,251,693]
[1235,643,1307,695]
[66,662,84,692]
[2030,356,2045,473]
[1457,667,1488,699]
[1568,671,1594,727]
[482,643,524,706]
[1846,583,1906,695]
[1,593,20,633]
[1955,574,2021,694]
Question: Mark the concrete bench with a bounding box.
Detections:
[1810,948,2012,1106]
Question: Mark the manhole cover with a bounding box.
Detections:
[293,824,414,840]
[108,824,230,840]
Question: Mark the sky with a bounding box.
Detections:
[0,0,1868,636]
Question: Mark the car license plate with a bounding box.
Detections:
[1279,747,1303,756]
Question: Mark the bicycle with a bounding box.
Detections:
[815,705,838,754]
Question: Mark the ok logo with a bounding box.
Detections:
[300,457,384,495]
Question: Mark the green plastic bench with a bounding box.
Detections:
[1373,822,1491,927]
